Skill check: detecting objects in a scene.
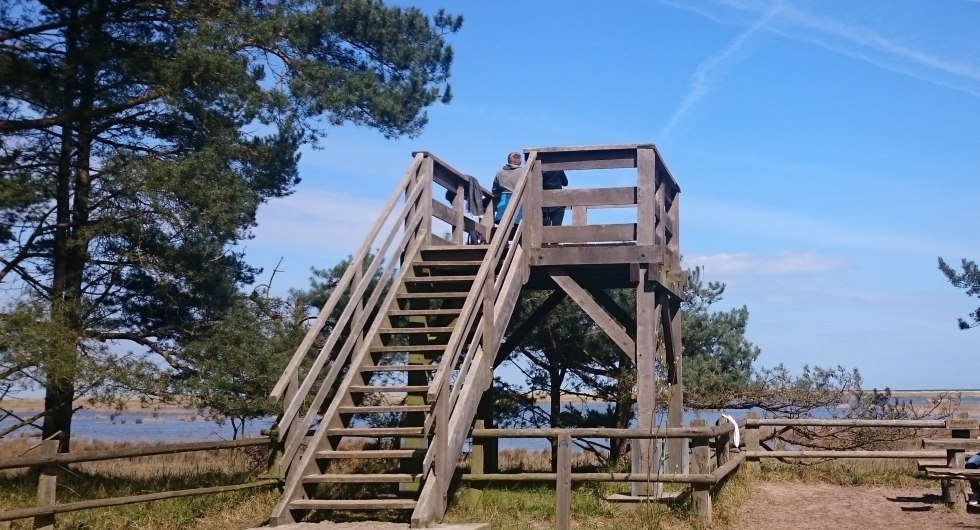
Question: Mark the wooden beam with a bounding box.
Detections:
[636,148,655,246]
[585,287,637,339]
[550,271,636,361]
[0,437,269,471]
[0,480,277,522]
[530,245,661,267]
[540,187,637,208]
[540,223,636,244]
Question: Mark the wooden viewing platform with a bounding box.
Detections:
[265,144,686,528]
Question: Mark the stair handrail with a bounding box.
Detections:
[275,180,429,444]
[426,151,535,406]
[413,167,533,525]
[277,204,428,467]
[270,153,425,405]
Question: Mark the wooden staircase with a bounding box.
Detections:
[267,150,528,528]
[283,245,489,519]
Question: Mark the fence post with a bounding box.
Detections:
[947,411,970,511]
[745,411,759,471]
[556,434,571,530]
[33,438,59,530]
[715,418,731,469]
[690,419,711,523]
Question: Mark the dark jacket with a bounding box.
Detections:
[542,170,568,190]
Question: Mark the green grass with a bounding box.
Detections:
[0,438,936,529]
[444,472,752,530]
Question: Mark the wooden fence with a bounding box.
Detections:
[465,418,745,528]
[0,435,277,527]
[742,411,980,513]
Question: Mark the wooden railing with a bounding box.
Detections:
[461,419,744,528]
[267,152,493,480]
[412,152,536,526]
[0,436,275,526]
[742,412,979,513]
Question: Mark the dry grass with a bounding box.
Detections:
[0,438,276,530]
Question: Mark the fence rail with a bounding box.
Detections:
[0,436,276,525]
[742,411,980,514]
[465,418,743,527]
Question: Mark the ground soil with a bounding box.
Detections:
[731,481,980,530]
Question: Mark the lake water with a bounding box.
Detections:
[3,396,974,453]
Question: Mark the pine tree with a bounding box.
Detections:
[0,0,461,450]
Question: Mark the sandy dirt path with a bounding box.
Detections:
[731,482,980,529]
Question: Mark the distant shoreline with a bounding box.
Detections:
[0,397,195,414]
[3,390,979,414]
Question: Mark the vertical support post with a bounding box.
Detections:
[33,438,59,530]
[451,182,465,244]
[556,434,571,530]
[633,263,660,497]
[745,411,760,471]
[948,411,970,512]
[664,296,685,474]
[690,419,712,523]
[526,155,543,249]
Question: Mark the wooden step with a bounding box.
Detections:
[387,308,462,316]
[348,385,430,393]
[289,499,416,510]
[378,327,455,335]
[369,344,445,353]
[360,363,438,372]
[404,275,475,283]
[315,449,426,459]
[338,405,430,414]
[302,473,421,484]
[396,292,469,300]
[328,427,426,437]
[413,260,483,269]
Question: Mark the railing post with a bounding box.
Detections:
[280,372,300,480]
[690,419,712,523]
[556,434,571,530]
[435,376,450,518]
[33,438,59,530]
[947,411,970,511]
[745,411,760,471]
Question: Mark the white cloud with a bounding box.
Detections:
[687,251,851,276]
[249,189,385,255]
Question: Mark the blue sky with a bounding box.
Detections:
[243,0,980,390]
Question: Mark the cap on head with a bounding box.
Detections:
[507,152,522,165]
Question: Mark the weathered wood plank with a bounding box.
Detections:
[924,467,980,479]
[556,434,571,530]
[0,438,268,471]
[289,499,417,510]
[551,271,636,361]
[539,187,637,208]
[0,480,277,522]
[530,244,661,267]
[636,148,655,246]
[922,439,980,450]
[540,223,636,244]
